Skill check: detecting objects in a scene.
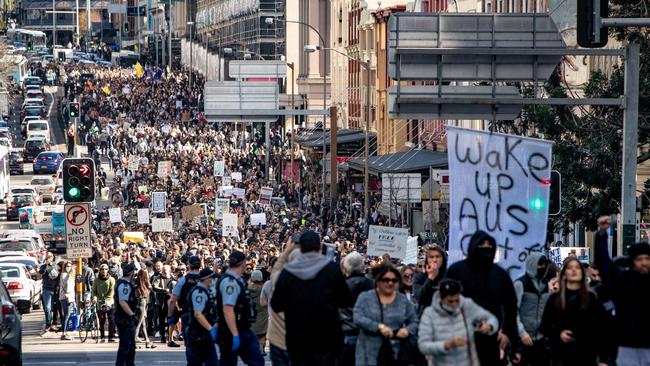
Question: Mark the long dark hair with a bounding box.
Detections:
[555,257,590,310]
[372,264,400,289]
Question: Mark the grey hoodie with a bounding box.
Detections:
[514,252,551,340]
[283,251,331,281]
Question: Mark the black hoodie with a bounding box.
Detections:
[446,231,520,353]
[416,247,448,312]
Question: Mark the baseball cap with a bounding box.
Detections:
[228,251,246,267]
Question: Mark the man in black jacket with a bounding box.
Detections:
[271,230,352,366]
[594,216,650,365]
[38,252,59,333]
[339,251,373,366]
[416,244,448,312]
[446,230,520,365]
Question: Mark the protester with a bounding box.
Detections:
[418,278,498,366]
[399,265,417,304]
[594,216,650,365]
[58,261,76,341]
[248,270,268,354]
[353,264,418,366]
[271,230,352,366]
[416,244,447,313]
[445,230,520,364]
[513,253,554,366]
[134,269,155,348]
[540,257,612,366]
[339,251,374,366]
[151,261,171,344]
[92,263,116,342]
[39,252,59,333]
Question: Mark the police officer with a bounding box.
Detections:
[168,256,202,348]
[186,267,219,366]
[217,251,264,366]
[114,263,139,366]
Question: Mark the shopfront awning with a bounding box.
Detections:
[346,149,447,176]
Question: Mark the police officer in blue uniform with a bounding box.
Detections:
[114,263,139,366]
[186,267,219,366]
[168,255,202,353]
[216,251,264,366]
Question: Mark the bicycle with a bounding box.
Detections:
[78,301,99,343]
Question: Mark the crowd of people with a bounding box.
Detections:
[34,62,650,366]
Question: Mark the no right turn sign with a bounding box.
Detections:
[65,203,92,259]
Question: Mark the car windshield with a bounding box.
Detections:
[12,188,34,195]
[25,109,41,116]
[0,258,35,267]
[26,140,45,148]
[0,241,32,251]
[28,123,47,131]
[26,79,40,85]
[0,267,20,278]
[12,196,33,204]
[31,178,52,185]
[0,140,8,146]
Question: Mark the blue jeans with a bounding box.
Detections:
[60,299,74,334]
[218,329,264,366]
[115,320,136,366]
[270,343,291,366]
[42,289,55,327]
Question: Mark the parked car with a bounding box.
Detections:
[1,230,46,253]
[25,120,49,142]
[22,75,42,93]
[0,278,24,366]
[32,151,63,174]
[0,137,9,148]
[8,150,24,175]
[30,175,55,201]
[20,105,45,121]
[5,195,37,220]
[0,238,41,261]
[0,263,40,313]
[23,136,50,160]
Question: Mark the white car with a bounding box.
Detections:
[22,98,45,109]
[22,115,41,125]
[0,263,41,313]
[2,229,46,253]
[0,255,40,270]
[30,175,56,200]
[26,120,50,142]
[8,186,40,204]
[52,185,63,204]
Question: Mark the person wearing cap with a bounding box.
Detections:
[167,255,202,348]
[114,263,139,366]
[186,268,219,366]
[595,216,650,365]
[418,278,498,366]
[92,263,116,342]
[271,230,352,366]
[216,251,264,366]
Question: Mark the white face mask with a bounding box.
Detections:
[440,301,458,315]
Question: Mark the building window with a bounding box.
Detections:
[497,0,504,12]
[508,0,515,12]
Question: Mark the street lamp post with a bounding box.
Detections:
[265,17,328,213]
[187,21,194,90]
[305,46,371,230]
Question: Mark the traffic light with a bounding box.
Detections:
[577,0,608,48]
[58,51,66,62]
[549,170,561,216]
[69,102,80,118]
[62,158,95,202]
[124,22,129,34]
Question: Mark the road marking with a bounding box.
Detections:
[46,89,55,143]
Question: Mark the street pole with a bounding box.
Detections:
[52,0,56,46]
[289,62,295,191]
[321,57,327,213]
[75,0,79,46]
[85,0,90,48]
[429,166,434,244]
[190,24,193,90]
[364,60,370,232]
[621,43,640,255]
[168,0,172,67]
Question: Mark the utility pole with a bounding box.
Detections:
[288,62,295,190]
[52,0,56,46]
[85,0,90,48]
[364,59,370,232]
[75,0,79,46]
[330,106,338,208]
[168,0,172,67]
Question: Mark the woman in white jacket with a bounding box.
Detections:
[418,279,498,366]
[58,260,76,340]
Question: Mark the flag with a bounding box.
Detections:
[134,62,144,78]
[102,86,111,95]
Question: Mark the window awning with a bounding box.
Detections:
[346,149,448,176]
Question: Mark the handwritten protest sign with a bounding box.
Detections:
[109,208,122,223]
[223,214,238,236]
[232,188,246,198]
[157,161,171,178]
[128,156,139,171]
[222,176,232,187]
[137,209,149,224]
[152,217,173,232]
[259,187,273,205]
[367,225,409,259]
[404,237,419,265]
[182,204,203,220]
[215,198,230,219]
[231,172,243,182]
[548,247,590,270]
[251,213,267,226]
[151,192,167,213]
[446,126,552,278]
[214,160,225,177]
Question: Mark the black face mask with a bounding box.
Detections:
[536,266,548,280]
[475,247,494,264]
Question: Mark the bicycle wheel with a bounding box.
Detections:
[91,312,100,343]
[78,312,88,343]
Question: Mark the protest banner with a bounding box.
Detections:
[548,247,591,270]
[157,161,171,177]
[215,198,230,219]
[231,172,243,182]
[108,208,122,223]
[233,188,246,198]
[151,217,173,232]
[182,204,203,220]
[137,208,149,224]
[404,237,419,265]
[446,126,553,278]
[251,213,266,226]
[128,156,139,171]
[367,225,409,259]
[214,160,225,177]
[151,192,167,213]
[223,214,238,236]
[259,187,273,205]
[222,175,232,187]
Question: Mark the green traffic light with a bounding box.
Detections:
[69,187,80,198]
[530,196,545,211]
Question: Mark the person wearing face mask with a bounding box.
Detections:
[513,253,554,366]
[445,230,521,365]
[418,278,498,366]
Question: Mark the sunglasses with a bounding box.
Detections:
[403,274,414,279]
[379,277,399,283]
